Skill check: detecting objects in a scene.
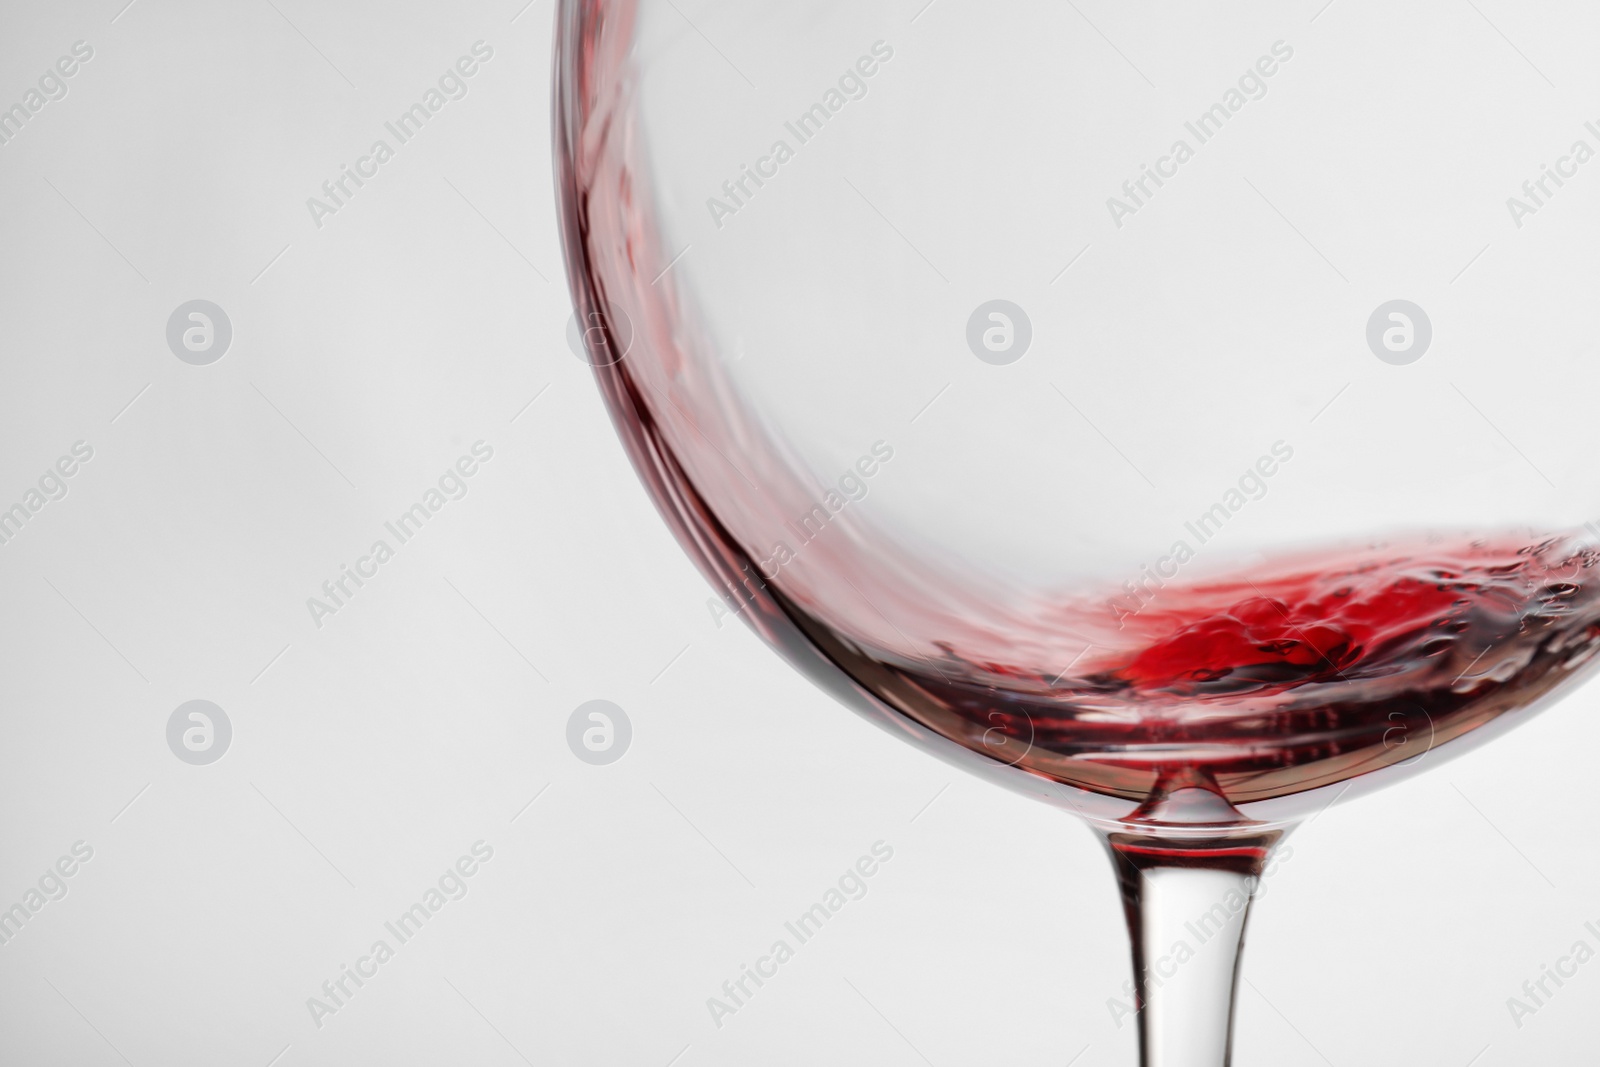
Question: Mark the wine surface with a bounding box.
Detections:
[786,536,1600,803]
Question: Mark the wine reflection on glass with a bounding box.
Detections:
[554,1,1600,1062]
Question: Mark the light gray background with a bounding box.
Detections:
[0,1,1596,1065]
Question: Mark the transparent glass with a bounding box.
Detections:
[554,2,1600,1062]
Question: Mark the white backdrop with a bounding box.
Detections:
[0,1,1597,1065]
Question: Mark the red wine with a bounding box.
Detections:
[554,11,1600,808]
[784,536,1600,804]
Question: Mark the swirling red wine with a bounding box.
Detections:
[782,537,1600,804]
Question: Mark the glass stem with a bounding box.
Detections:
[1099,822,1287,1067]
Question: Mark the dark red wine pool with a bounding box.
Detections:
[787,536,1600,803]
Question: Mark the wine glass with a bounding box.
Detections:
[553,1,1600,1062]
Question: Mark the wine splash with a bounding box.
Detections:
[789,535,1600,804]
